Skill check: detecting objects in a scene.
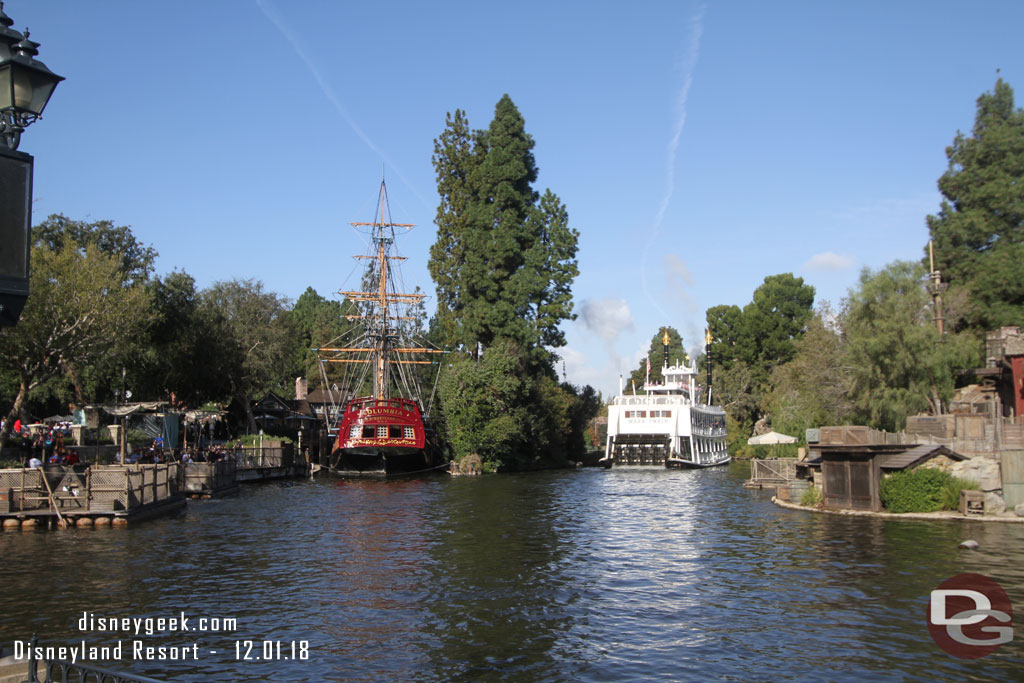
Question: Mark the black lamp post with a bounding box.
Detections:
[0,1,63,326]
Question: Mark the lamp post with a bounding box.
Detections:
[0,1,63,326]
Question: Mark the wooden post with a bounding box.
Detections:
[38,469,67,528]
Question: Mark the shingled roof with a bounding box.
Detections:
[875,444,967,470]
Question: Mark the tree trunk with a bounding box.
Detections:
[240,392,257,435]
[61,360,86,409]
[0,378,29,451]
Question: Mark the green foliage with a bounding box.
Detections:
[33,214,158,286]
[706,274,814,434]
[927,78,1024,330]
[430,95,579,364]
[290,287,356,383]
[941,476,981,511]
[800,486,822,507]
[200,279,296,433]
[627,326,687,390]
[437,340,598,471]
[732,442,800,460]
[765,304,853,436]
[880,468,960,513]
[437,340,532,470]
[134,270,234,406]
[0,242,151,446]
[844,261,981,431]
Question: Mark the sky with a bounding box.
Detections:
[9,0,1024,398]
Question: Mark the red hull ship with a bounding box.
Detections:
[318,181,445,477]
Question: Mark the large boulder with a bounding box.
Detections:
[985,491,1006,515]
[951,457,1002,492]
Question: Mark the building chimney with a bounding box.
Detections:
[295,377,308,401]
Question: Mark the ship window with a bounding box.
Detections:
[349,425,360,438]
[377,426,388,438]
[404,426,415,439]
[361,426,375,438]
[389,425,402,438]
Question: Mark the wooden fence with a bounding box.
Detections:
[0,464,181,514]
[750,459,797,485]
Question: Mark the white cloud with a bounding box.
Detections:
[804,251,854,271]
[580,298,634,342]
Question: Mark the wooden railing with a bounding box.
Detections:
[750,459,797,484]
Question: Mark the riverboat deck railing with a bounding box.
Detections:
[691,426,727,437]
[613,395,690,406]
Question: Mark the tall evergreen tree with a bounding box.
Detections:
[927,78,1024,330]
[429,109,477,349]
[429,95,579,362]
[626,326,687,390]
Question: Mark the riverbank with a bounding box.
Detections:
[771,495,1024,522]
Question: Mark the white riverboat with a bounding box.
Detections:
[602,331,729,469]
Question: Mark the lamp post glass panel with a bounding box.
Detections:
[0,1,63,326]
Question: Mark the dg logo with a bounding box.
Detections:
[928,573,1013,658]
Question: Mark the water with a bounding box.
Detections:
[1,463,1022,681]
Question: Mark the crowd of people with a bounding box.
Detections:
[1,418,79,467]
[2,417,246,469]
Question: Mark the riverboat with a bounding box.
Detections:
[602,330,729,468]
[315,180,446,477]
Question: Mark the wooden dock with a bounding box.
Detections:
[0,464,185,529]
[0,444,309,529]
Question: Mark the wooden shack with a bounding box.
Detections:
[819,444,967,512]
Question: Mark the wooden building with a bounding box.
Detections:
[819,443,967,512]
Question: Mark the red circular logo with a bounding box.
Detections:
[927,573,1013,658]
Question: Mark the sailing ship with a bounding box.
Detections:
[602,330,729,468]
[315,181,446,477]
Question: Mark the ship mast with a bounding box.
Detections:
[333,180,440,400]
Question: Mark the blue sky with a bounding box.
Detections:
[10,1,1023,398]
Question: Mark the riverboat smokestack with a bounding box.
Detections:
[705,329,713,404]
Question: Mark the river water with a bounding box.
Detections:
[1,463,1022,681]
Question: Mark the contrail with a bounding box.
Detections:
[641,3,706,319]
[255,0,431,210]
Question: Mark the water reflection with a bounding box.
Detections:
[0,465,1022,681]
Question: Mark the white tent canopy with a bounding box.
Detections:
[748,430,798,445]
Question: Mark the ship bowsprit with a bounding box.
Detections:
[607,434,672,466]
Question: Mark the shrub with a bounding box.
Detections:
[800,485,822,507]
[733,442,801,460]
[880,468,963,513]
[940,476,981,511]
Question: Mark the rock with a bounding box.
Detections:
[1015,503,1024,518]
[959,540,980,550]
[984,491,1006,515]
[951,457,1002,492]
